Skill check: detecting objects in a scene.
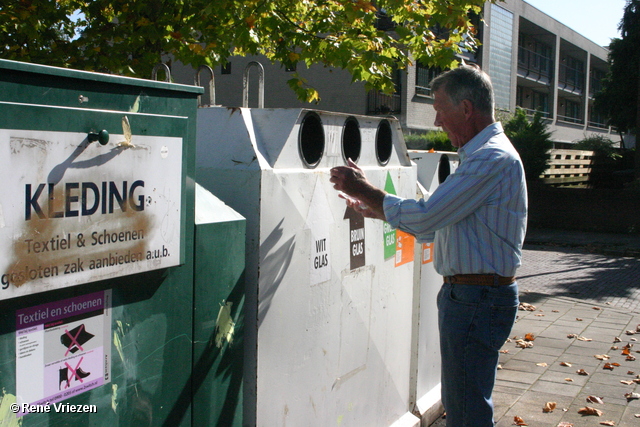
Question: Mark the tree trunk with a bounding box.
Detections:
[636,58,640,179]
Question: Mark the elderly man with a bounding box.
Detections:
[330,65,527,426]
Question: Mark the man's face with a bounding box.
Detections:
[433,87,467,148]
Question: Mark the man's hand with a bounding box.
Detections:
[330,159,387,220]
[338,192,378,219]
[329,158,368,195]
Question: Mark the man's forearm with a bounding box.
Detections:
[352,184,387,220]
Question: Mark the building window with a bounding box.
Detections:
[558,99,582,124]
[566,100,580,120]
[532,91,549,116]
[518,35,553,79]
[589,104,608,128]
[516,86,551,117]
[415,65,441,96]
[559,56,584,91]
[590,68,606,97]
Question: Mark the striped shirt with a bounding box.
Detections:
[384,122,528,277]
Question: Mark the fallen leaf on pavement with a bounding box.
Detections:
[626,330,635,335]
[567,333,578,339]
[513,415,528,425]
[621,380,634,385]
[535,313,545,317]
[625,392,640,400]
[557,423,573,427]
[560,362,573,367]
[593,307,602,310]
[497,364,503,370]
[627,355,637,361]
[613,337,621,343]
[543,402,557,412]
[603,363,616,370]
[577,369,590,376]
[576,317,583,321]
[600,421,615,426]
[536,362,548,367]
[565,378,574,382]
[519,303,536,311]
[525,333,535,341]
[552,310,559,313]
[515,339,533,348]
[578,406,603,416]
[577,336,593,341]
[595,354,610,360]
[500,349,510,354]
[587,396,604,404]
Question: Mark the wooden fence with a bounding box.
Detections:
[540,149,595,186]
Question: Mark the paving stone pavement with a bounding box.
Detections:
[430,232,640,426]
[494,293,640,427]
[518,245,640,313]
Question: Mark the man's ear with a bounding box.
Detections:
[461,99,474,120]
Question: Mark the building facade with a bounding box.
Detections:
[171,0,613,144]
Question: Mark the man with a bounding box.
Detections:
[329,65,527,426]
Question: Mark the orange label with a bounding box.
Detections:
[394,230,415,267]
[421,243,434,264]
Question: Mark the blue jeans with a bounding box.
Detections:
[437,282,519,427]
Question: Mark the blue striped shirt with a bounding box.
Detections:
[384,122,528,277]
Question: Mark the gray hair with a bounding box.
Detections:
[430,65,495,117]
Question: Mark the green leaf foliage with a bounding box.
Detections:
[404,131,455,152]
[504,108,554,181]
[0,0,490,101]
[594,0,640,133]
[574,134,621,161]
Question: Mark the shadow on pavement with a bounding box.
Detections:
[518,245,640,312]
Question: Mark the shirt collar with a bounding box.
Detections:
[458,122,503,162]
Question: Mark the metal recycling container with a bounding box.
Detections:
[0,59,212,426]
[406,150,459,423]
[193,183,246,426]
[196,107,420,426]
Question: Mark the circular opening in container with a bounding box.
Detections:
[298,112,325,168]
[438,154,451,184]
[375,120,393,165]
[342,117,361,163]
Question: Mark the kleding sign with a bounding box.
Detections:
[0,128,183,300]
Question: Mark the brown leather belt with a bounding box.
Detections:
[443,274,516,287]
